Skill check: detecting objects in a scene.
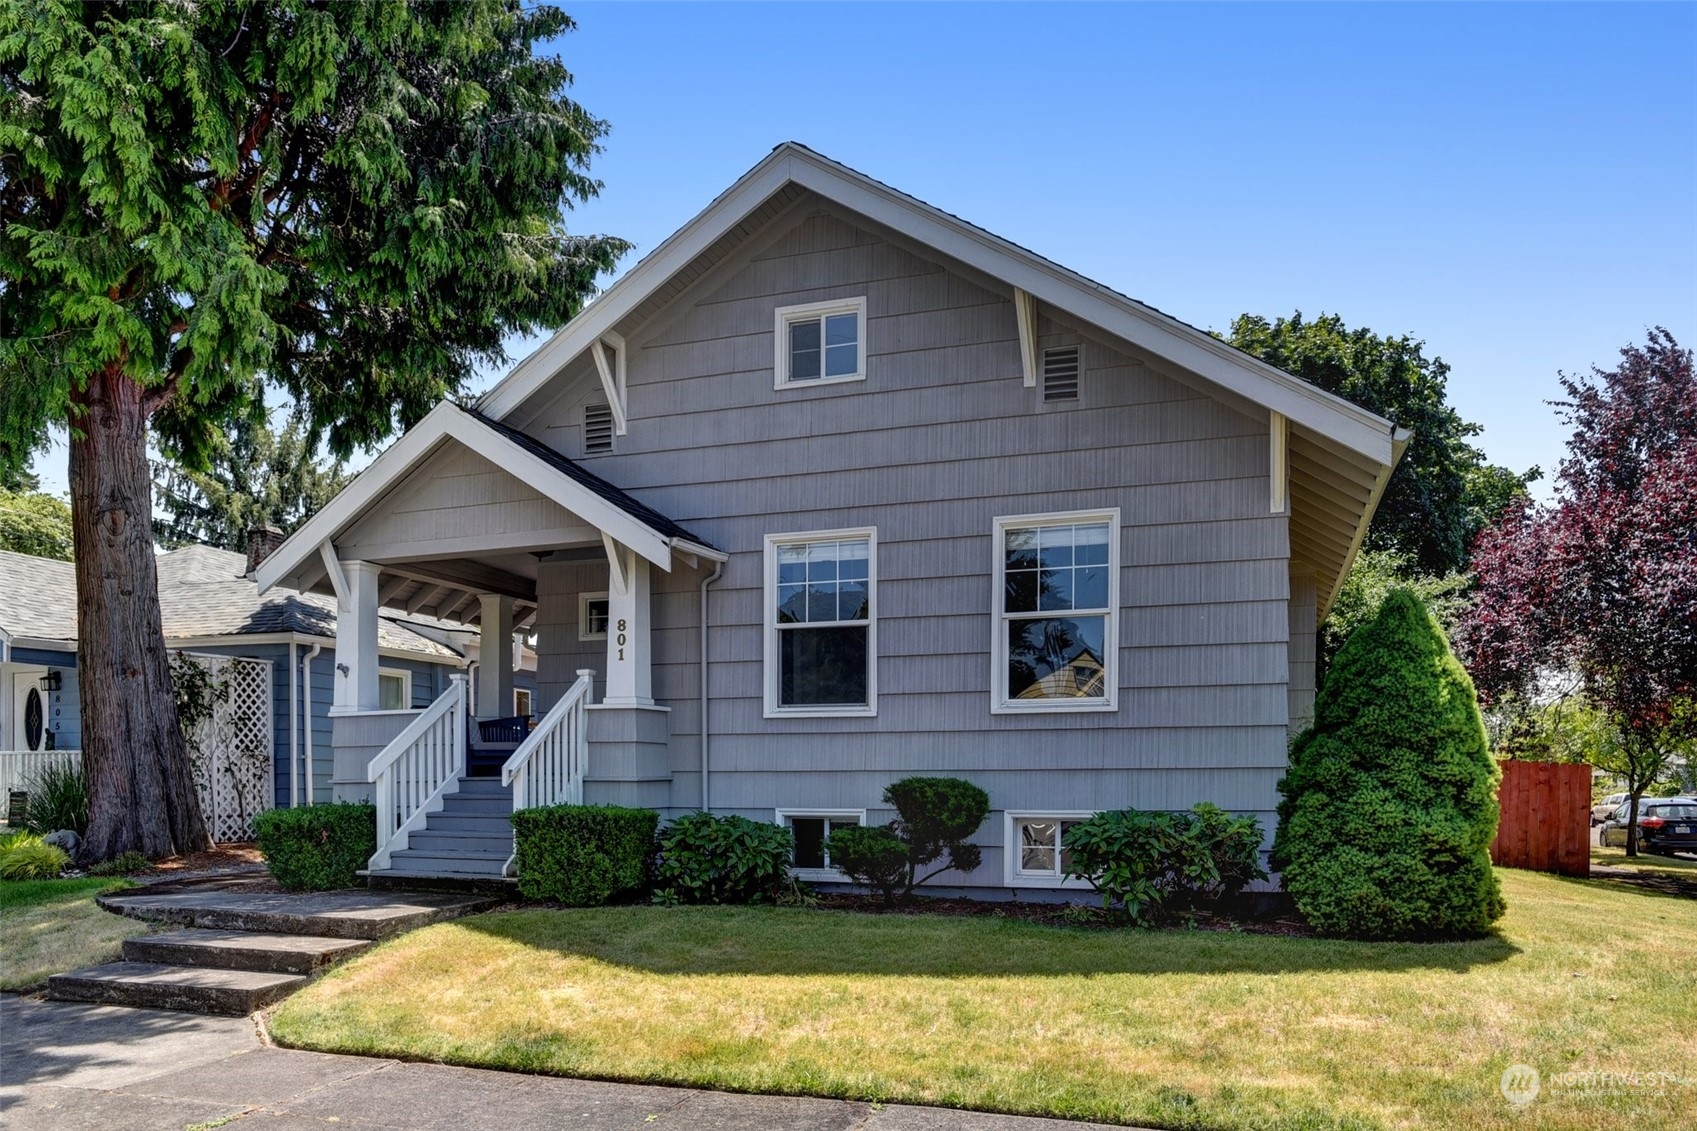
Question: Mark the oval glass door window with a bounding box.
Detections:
[24,687,44,751]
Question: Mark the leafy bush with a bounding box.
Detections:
[511,804,657,905]
[87,850,153,876]
[827,776,989,901]
[823,825,908,900]
[0,833,70,880]
[252,803,376,891]
[654,812,793,904]
[1272,588,1504,940]
[22,761,89,836]
[1061,804,1267,924]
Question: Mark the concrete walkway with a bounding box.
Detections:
[0,997,1126,1130]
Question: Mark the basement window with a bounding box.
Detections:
[776,810,866,878]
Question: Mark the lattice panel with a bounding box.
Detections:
[184,655,274,842]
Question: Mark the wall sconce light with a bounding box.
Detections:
[38,670,62,693]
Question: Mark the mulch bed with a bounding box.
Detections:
[811,892,1318,936]
[129,842,278,891]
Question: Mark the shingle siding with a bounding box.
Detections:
[531,205,1295,886]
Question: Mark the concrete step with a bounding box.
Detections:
[122,929,371,976]
[100,889,499,941]
[48,962,307,1015]
[408,830,514,854]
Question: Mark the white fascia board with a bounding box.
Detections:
[255,403,674,594]
[162,631,468,667]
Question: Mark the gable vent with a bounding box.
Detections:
[1042,346,1081,402]
[584,402,615,453]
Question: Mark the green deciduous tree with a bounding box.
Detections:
[1,1,626,860]
[1321,549,1470,680]
[1272,589,1504,939]
[153,411,349,552]
[1229,313,1537,576]
[0,486,73,560]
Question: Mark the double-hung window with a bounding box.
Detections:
[774,298,866,388]
[993,509,1118,712]
[764,529,876,716]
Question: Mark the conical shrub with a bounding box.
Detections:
[1271,588,1504,939]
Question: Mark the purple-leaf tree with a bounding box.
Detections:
[1460,329,1697,856]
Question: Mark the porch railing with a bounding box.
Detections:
[367,674,467,871]
[0,749,82,809]
[501,669,594,875]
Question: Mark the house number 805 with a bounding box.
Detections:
[616,618,628,660]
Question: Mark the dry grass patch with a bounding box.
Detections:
[1591,844,1697,877]
[0,877,142,990]
[270,869,1697,1130]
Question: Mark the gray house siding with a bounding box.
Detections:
[527,204,1293,886]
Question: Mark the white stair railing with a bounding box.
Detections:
[367,674,467,871]
[501,669,595,875]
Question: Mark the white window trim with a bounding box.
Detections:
[775,808,867,881]
[1003,810,1097,890]
[578,591,610,641]
[773,297,867,390]
[377,667,413,711]
[990,507,1120,714]
[514,687,533,717]
[763,526,878,719]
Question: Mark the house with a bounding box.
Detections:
[0,545,536,826]
[255,143,1407,890]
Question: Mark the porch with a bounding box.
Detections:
[252,404,724,880]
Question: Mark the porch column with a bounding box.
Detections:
[333,559,382,712]
[603,544,653,707]
[477,594,515,719]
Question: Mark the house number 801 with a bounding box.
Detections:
[617,619,628,660]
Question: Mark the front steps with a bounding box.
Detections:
[48,884,497,1016]
[374,776,516,882]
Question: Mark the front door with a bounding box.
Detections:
[10,670,47,750]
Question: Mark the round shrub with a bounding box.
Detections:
[654,812,792,904]
[253,803,377,891]
[0,834,70,880]
[1271,588,1504,939]
[824,825,908,900]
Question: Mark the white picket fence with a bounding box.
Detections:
[0,749,81,812]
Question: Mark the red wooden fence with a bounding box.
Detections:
[1490,760,1591,877]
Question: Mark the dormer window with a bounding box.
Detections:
[774,297,866,389]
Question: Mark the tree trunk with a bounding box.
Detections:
[70,366,212,862]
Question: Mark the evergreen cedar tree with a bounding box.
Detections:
[0,1,627,860]
[1228,313,1536,577]
[1272,589,1504,940]
[1461,330,1697,854]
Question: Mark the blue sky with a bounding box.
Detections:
[34,3,1697,497]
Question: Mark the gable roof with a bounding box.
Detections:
[0,546,460,659]
[479,142,1407,467]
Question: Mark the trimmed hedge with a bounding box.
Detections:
[1063,803,1267,923]
[653,812,792,904]
[252,803,377,891]
[827,776,989,902]
[512,804,657,905]
[1271,588,1504,940]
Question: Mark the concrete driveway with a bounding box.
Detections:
[0,996,1125,1130]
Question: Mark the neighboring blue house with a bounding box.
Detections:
[0,545,537,812]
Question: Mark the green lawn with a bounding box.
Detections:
[0,877,142,990]
[270,869,1695,1131]
[1591,843,1697,877]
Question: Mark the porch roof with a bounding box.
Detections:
[252,403,722,627]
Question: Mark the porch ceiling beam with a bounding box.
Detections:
[406,584,448,615]
[515,608,537,631]
[1013,286,1039,387]
[440,591,477,620]
[377,561,535,603]
[378,576,412,605]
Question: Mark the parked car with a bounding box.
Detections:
[1600,798,1697,855]
[1592,792,1626,826]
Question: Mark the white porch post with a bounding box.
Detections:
[603,543,653,707]
[477,594,516,718]
[333,560,382,712]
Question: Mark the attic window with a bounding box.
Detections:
[584,402,614,454]
[1042,346,1081,402]
[774,298,866,389]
